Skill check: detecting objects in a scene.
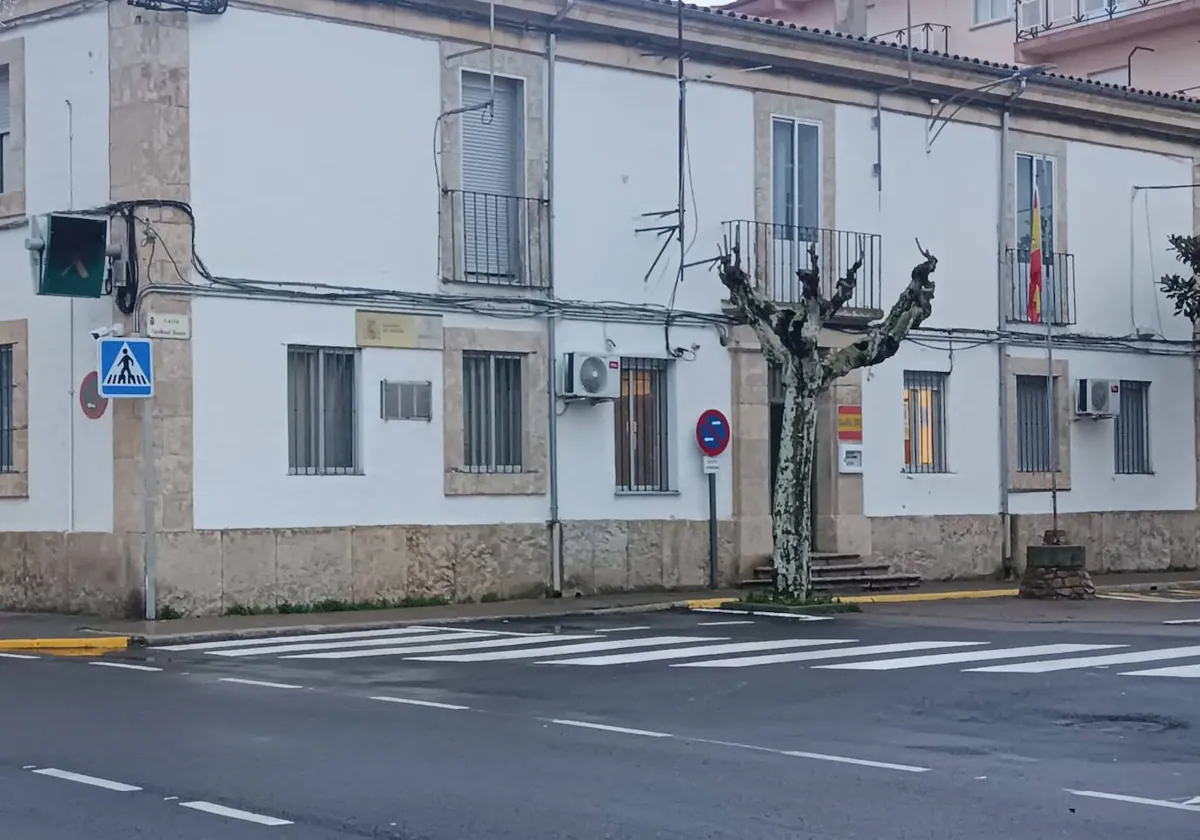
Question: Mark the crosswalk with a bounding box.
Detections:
[156,625,1200,679]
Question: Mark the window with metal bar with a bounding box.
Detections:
[287,346,358,476]
[0,344,12,472]
[1015,374,1057,472]
[463,351,523,473]
[902,371,948,473]
[1114,380,1151,474]
[615,358,671,492]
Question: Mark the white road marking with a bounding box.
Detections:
[696,620,755,626]
[1185,796,1200,806]
[815,643,1124,671]
[0,652,38,660]
[690,607,832,621]
[89,661,162,672]
[287,633,595,660]
[691,737,930,773]
[1163,618,1200,625]
[157,625,533,651]
[549,719,673,738]
[967,645,1200,673]
[592,626,652,633]
[32,768,142,792]
[178,801,293,826]
[410,635,728,663]
[1066,789,1200,813]
[206,631,491,657]
[675,641,986,668]
[541,638,858,665]
[218,677,303,689]
[370,695,470,711]
[1119,663,1200,678]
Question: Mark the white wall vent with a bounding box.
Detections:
[560,352,621,401]
[381,380,433,421]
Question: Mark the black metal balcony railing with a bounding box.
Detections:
[1006,247,1077,325]
[441,189,550,288]
[1016,0,1166,39]
[721,220,883,313]
[870,22,951,54]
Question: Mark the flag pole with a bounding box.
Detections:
[1046,291,1058,538]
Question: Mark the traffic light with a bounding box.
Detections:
[24,213,113,298]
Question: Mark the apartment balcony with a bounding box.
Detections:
[722,220,883,317]
[1015,0,1200,58]
[870,23,951,54]
[440,189,550,289]
[1005,248,1077,326]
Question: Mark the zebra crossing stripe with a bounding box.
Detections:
[967,645,1200,673]
[285,634,597,660]
[540,638,860,666]
[408,636,729,663]
[814,643,1125,671]
[1119,663,1200,678]
[157,626,478,652]
[207,631,494,658]
[674,641,986,668]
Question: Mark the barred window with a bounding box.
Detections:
[1016,374,1056,472]
[903,371,948,473]
[287,346,358,475]
[463,351,523,472]
[615,358,671,492]
[1114,380,1151,475]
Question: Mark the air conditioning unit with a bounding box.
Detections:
[1075,378,1121,418]
[560,352,621,401]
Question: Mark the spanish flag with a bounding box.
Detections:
[1027,185,1043,324]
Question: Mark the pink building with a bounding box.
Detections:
[718,0,1200,94]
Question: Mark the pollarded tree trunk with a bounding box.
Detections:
[719,239,939,601]
[771,359,818,597]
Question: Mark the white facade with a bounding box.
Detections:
[0,6,111,533]
[2,0,1196,604]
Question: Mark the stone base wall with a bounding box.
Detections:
[870,510,1200,581]
[0,519,736,618]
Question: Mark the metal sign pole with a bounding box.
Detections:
[142,396,157,621]
[707,472,718,589]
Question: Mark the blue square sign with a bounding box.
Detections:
[97,337,154,398]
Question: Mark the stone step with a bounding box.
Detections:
[753,562,892,580]
[811,574,923,592]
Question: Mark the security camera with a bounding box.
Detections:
[90,324,125,340]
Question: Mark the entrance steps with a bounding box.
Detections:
[741,552,922,594]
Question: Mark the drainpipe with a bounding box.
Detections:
[545,1,574,596]
[997,104,1013,578]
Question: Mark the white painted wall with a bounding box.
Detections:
[856,114,1197,517]
[188,28,747,530]
[0,7,111,532]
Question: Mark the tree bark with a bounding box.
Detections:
[772,360,818,598]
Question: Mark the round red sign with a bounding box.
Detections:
[79,371,108,420]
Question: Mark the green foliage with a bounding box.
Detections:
[1159,233,1200,324]
[155,604,183,620]
[222,594,451,617]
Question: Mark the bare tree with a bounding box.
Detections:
[717,239,939,599]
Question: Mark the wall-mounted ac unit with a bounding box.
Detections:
[1075,378,1121,418]
[560,352,621,400]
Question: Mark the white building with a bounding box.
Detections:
[0,0,1197,616]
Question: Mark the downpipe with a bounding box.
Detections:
[997,106,1012,578]
[545,18,567,597]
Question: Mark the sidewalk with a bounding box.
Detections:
[86,590,731,646]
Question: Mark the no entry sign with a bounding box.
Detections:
[695,408,731,457]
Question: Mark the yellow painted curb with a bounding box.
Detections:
[0,636,129,651]
[685,597,740,609]
[835,589,1019,604]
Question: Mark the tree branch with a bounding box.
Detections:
[717,242,790,365]
[820,239,938,388]
[797,244,822,304]
[825,252,864,318]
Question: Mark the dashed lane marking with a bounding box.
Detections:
[31,768,142,792]
[178,801,293,826]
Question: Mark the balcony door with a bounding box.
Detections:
[1015,152,1060,322]
[461,72,523,281]
[770,118,821,301]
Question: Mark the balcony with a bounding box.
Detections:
[722,220,883,315]
[1015,0,1200,55]
[1005,248,1077,326]
[441,189,550,289]
[870,23,951,54]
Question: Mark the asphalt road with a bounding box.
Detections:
[3,605,1199,839]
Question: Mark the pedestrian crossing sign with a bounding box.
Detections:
[97,336,154,398]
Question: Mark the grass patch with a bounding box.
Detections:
[738,589,860,613]
[223,595,451,617]
[155,604,183,621]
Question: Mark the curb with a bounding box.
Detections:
[0,636,129,651]
[834,589,1019,604]
[1096,580,1200,594]
[119,600,689,647]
